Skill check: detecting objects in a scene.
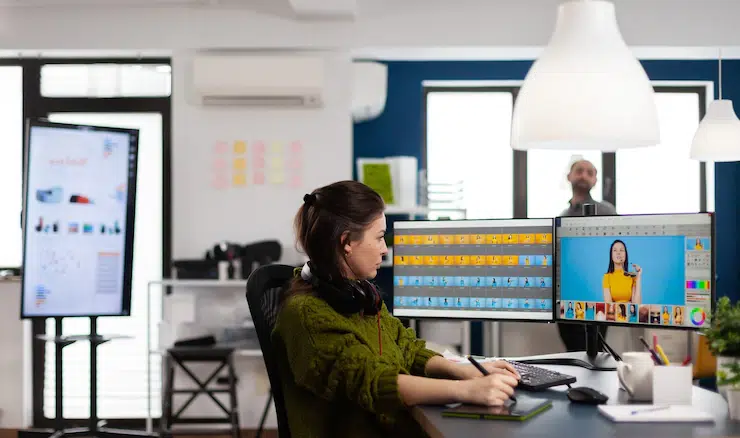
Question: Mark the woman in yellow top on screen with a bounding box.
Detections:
[694,237,703,250]
[575,302,585,319]
[602,239,642,304]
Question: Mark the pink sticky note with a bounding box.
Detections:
[253,156,265,169]
[253,171,265,185]
[289,141,303,154]
[289,174,302,188]
[253,141,266,154]
[213,141,228,154]
[212,158,227,170]
[211,174,229,189]
[286,157,302,170]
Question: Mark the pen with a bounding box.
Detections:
[467,355,517,403]
[681,356,692,366]
[655,344,671,366]
[631,406,670,415]
[638,336,662,365]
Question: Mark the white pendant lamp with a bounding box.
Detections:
[689,52,740,162]
[511,0,660,151]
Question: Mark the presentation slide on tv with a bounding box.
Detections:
[22,124,135,317]
[555,215,712,329]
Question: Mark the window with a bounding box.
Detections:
[41,64,171,98]
[43,113,164,419]
[0,66,23,268]
[425,90,514,219]
[28,60,172,427]
[616,90,709,214]
[527,150,603,218]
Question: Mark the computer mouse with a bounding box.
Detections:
[567,386,609,405]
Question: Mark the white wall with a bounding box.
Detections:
[0,280,32,429]
[171,50,353,261]
[2,0,740,51]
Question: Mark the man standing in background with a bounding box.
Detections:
[557,159,616,351]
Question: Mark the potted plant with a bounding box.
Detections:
[717,361,740,420]
[702,296,740,397]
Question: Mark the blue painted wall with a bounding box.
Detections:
[355,60,740,304]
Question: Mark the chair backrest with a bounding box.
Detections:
[246,264,295,438]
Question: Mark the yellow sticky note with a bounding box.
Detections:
[268,171,285,185]
[270,156,284,169]
[232,173,247,186]
[269,142,283,153]
[233,158,247,170]
[233,140,247,154]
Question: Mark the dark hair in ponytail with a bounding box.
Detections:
[284,180,385,301]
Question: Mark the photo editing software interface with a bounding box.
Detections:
[555,213,713,329]
[392,219,554,320]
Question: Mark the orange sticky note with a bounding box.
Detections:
[233,140,247,154]
[232,173,247,186]
[233,158,247,170]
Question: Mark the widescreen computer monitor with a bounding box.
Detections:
[20,119,139,318]
[392,218,554,321]
[555,213,714,330]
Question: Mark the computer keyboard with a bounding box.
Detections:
[507,360,577,391]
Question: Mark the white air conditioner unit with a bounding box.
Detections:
[351,61,387,122]
[191,54,326,107]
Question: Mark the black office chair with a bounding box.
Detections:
[245,264,295,438]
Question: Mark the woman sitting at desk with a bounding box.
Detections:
[272,181,519,438]
[602,239,642,304]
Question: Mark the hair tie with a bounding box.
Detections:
[303,193,317,206]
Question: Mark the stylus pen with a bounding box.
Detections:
[467,355,517,403]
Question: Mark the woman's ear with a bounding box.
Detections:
[341,231,352,256]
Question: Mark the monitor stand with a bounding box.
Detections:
[514,323,618,371]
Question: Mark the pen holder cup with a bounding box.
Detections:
[652,365,693,405]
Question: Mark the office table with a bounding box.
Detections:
[413,361,740,438]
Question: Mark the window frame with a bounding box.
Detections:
[422,83,709,217]
[0,60,25,272]
[22,57,172,430]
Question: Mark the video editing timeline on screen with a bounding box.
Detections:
[392,219,554,321]
[555,213,713,329]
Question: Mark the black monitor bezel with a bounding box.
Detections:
[20,118,139,319]
[553,212,716,331]
[390,216,557,324]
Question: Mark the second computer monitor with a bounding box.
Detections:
[392,218,554,321]
[555,213,714,330]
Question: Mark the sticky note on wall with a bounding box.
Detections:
[233,157,247,170]
[233,140,247,154]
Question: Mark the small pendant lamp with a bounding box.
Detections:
[689,49,740,162]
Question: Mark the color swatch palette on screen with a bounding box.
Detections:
[686,280,711,289]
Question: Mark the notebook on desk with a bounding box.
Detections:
[442,398,552,422]
[598,405,714,423]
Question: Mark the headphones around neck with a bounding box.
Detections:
[300,262,382,316]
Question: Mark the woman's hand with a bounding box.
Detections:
[458,373,518,406]
[454,360,520,381]
[632,263,642,277]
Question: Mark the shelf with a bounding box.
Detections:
[149,279,247,287]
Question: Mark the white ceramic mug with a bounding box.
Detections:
[617,351,655,401]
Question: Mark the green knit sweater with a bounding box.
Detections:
[271,293,439,438]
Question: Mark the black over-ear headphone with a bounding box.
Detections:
[299,262,382,316]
